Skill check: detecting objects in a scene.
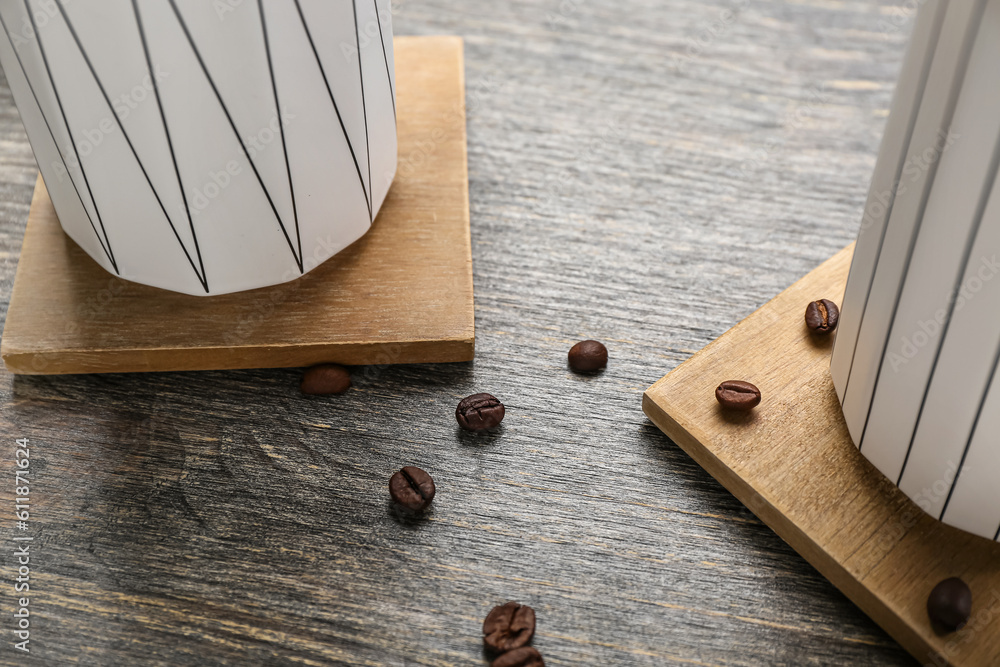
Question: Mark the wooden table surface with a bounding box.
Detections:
[0,1,921,665]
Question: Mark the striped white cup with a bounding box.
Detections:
[832,0,1000,541]
[0,0,397,295]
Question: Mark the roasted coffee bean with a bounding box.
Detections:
[388,466,435,512]
[568,340,608,372]
[456,393,505,430]
[300,364,352,395]
[492,647,544,667]
[715,380,761,411]
[483,601,535,653]
[927,577,972,631]
[805,299,840,334]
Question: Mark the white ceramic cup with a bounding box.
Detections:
[832,0,1000,542]
[0,0,397,295]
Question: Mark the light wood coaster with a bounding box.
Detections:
[643,243,1000,667]
[1,36,473,375]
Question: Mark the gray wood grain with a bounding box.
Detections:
[0,1,920,665]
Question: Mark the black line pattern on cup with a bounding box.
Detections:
[23,0,118,273]
[60,0,210,292]
[352,0,373,223]
[0,7,113,270]
[374,0,395,122]
[901,93,1000,491]
[258,0,302,265]
[167,0,303,273]
[857,0,986,460]
[292,0,371,221]
[836,0,947,416]
[939,333,1000,523]
[132,0,208,292]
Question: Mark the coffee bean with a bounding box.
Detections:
[483,601,535,654]
[456,393,505,431]
[492,647,544,667]
[300,364,351,395]
[805,299,839,334]
[715,380,761,411]
[568,340,608,372]
[927,577,972,632]
[388,466,435,512]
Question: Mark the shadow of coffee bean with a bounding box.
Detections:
[387,500,434,527]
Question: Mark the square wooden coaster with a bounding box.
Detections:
[643,244,1000,667]
[1,36,473,375]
